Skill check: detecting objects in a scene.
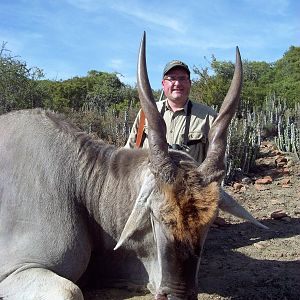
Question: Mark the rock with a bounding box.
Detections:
[281,178,291,185]
[271,210,288,220]
[233,182,244,191]
[255,176,273,184]
[241,176,252,184]
[275,156,288,167]
[254,241,269,249]
[240,186,247,192]
[282,167,290,174]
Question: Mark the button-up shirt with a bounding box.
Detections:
[125,99,217,164]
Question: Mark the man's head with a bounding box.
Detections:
[162,60,190,78]
[162,60,191,110]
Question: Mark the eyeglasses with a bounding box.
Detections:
[163,76,190,83]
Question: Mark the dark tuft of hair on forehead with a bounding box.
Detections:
[158,165,219,247]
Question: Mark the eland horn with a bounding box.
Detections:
[198,47,243,183]
[137,32,176,183]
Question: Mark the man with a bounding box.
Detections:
[125,59,268,230]
[126,59,216,165]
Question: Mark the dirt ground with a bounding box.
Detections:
[83,141,300,300]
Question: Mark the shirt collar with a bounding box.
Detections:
[165,99,190,113]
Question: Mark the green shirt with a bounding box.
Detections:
[125,99,217,164]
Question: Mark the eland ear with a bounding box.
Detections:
[114,173,155,250]
[219,189,269,230]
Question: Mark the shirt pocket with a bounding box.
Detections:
[187,131,207,145]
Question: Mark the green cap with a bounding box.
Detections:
[163,60,190,78]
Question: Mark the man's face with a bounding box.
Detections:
[162,67,191,107]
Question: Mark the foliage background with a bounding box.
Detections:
[1,43,299,181]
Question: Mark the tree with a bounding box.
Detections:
[271,46,300,106]
[84,71,125,112]
[191,56,234,107]
[40,70,130,113]
[0,42,44,114]
[190,46,300,110]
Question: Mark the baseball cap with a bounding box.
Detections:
[163,60,190,78]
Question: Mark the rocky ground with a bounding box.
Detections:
[84,141,300,300]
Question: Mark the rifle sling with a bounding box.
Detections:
[135,110,146,148]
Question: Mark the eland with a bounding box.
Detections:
[0,33,266,300]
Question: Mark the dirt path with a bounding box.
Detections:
[84,142,300,300]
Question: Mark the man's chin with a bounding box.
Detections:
[171,95,186,102]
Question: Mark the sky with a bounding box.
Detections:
[0,0,299,90]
